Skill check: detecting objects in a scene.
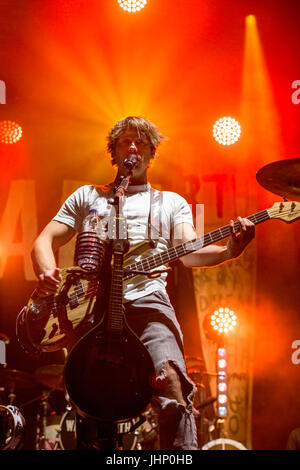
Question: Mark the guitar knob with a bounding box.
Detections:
[29,305,40,316]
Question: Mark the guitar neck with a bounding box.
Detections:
[124,209,270,277]
[107,251,124,334]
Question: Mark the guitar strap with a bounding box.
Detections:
[148,188,162,248]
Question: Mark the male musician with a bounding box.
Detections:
[31,116,254,450]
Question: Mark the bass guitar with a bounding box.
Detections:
[63,214,155,422]
[16,201,300,355]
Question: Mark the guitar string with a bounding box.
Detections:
[32,210,272,317]
[124,211,270,277]
[33,282,100,318]
[34,274,124,318]
[128,206,295,275]
[30,207,299,324]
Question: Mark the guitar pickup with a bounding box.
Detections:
[69,294,80,310]
[68,281,85,309]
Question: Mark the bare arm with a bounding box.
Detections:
[31,220,75,295]
[173,217,255,268]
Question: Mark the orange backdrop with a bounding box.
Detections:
[0,0,300,450]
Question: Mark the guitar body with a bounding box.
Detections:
[16,241,153,356]
[64,308,155,422]
[64,226,155,423]
[16,267,101,355]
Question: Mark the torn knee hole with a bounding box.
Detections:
[154,361,187,406]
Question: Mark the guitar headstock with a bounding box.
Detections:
[267,201,300,223]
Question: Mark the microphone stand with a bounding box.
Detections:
[86,164,168,450]
[111,168,171,279]
[110,174,132,204]
[92,166,136,450]
[109,153,139,204]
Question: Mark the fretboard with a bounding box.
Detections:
[107,251,124,334]
[124,209,270,279]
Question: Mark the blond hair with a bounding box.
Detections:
[107,116,165,165]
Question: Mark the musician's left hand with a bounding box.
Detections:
[227,216,255,259]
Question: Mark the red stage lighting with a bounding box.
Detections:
[0,120,23,144]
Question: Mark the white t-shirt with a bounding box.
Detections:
[53,183,194,301]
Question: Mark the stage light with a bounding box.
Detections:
[218,383,227,393]
[217,347,228,418]
[218,394,228,405]
[203,308,238,419]
[217,358,227,369]
[118,0,147,13]
[213,117,241,146]
[210,307,238,335]
[0,120,23,144]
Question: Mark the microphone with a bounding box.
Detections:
[124,153,140,170]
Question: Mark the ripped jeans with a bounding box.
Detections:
[125,290,198,450]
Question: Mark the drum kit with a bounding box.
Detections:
[0,158,299,450]
[0,368,32,450]
[0,363,159,450]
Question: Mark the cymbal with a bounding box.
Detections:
[256,158,300,202]
[34,364,64,391]
[0,369,37,390]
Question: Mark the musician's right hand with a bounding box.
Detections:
[36,268,62,297]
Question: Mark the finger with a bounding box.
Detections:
[237,216,246,231]
[41,283,59,293]
[229,220,235,235]
[46,272,61,283]
[242,218,253,228]
[38,277,60,292]
[53,267,62,281]
[246,219,255,229]
[42,277,60,288]
[39,282,58,293]
[36,286,51,297]
[241,218,255,236]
